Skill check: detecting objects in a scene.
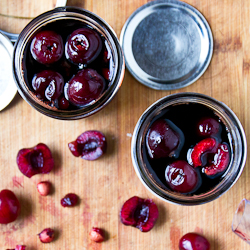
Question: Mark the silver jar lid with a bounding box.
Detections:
[0,32,17,111]
[120,0,213,90]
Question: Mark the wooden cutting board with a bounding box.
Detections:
[0,0,249,249]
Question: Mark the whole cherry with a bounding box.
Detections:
[66,68,105,107]
[65,27,102,65]
[179,232,210,250]
[146,119,184,159]
[0,189,20,224]
[32,70,64,102]
[30,30,63,64]
[165,160,201,194]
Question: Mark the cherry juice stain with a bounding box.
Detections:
[12,176,24,188]
[170,225,181,250]
[38,195,62,217]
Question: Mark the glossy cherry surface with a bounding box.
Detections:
[65,28,102,65]
[32,70,64,102]
[179,232,210,250]
[146,119,184,159]
[66,68,105,107]
[0,189,20,224]
[61,193,79,207]
[30,30,63,64]
[197,117,221,137]
[165,160,201,194]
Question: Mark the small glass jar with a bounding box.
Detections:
[131,92,247,205]
[13,7,125,120]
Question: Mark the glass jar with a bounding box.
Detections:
[131,92,247,205]
[13,7,125,120]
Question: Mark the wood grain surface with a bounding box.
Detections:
[0,0,249,249]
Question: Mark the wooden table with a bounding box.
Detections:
[0,0,249,249]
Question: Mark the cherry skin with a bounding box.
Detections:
[65,28,102,65]
[30,30,63,64]
[197,117,221,137]
[32,70,64,102]
[165,160,201,194]
[66,68,105,107]
[146,119,184,159]
[0,189,21,224]
[179,232,210,250]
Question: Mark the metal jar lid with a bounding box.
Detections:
[120,0,213,90]
[0,32,17,111]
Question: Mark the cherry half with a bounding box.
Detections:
[68,130,107,161]
[66,68,105,107]
[30,30,63,65]
[16,143,54,178]
[65,27,102,65]
[120,196,159,232]
[146,119,184,159]
[179,232,210,250]
[0,189,20,224]
[165,160,201,194]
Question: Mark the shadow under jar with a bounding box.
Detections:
[13,7,125,120]
[131,93,247,206]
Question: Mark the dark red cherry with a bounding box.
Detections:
[120,196,159,232]
[204,143,230,177]
[57,96,70,110]
[179,232,210,250]
[16,143,54,178]
[30,30,63,64]
[165,160,201,194]
[0,189,20,224]
[197,117,221,137]
[65,28,102,65]
[66,68,105,107]
[61,193,79,207]
[146,119,184,159]
[68,130,107,160]
[32,70,64,102]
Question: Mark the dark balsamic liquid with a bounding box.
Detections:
[142,103,232,195]
[22,19,114,110]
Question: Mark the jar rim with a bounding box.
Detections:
[131,92,247,205]
[13,7,125,120]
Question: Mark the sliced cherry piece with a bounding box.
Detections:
[32,70,64,101]
[30,30,63,64]
[190,138,217,167]
[16,143,54,178]
[68,130,107,160]
[165,160,201,194]
[146,119,184,159]
[61,193,79,207]
[0,189,20,224]
[197,117,221,137]
[66,68,105,107]
[6,245,26,250]
[65,28,102,65]
[120,196,159,232]
[179,232,210,250]
[204,143,230,177]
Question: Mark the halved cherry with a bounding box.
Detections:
[120,196,159,232]
[204,143,230,177]
[16,143,54,178]
[190,138,217,167]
